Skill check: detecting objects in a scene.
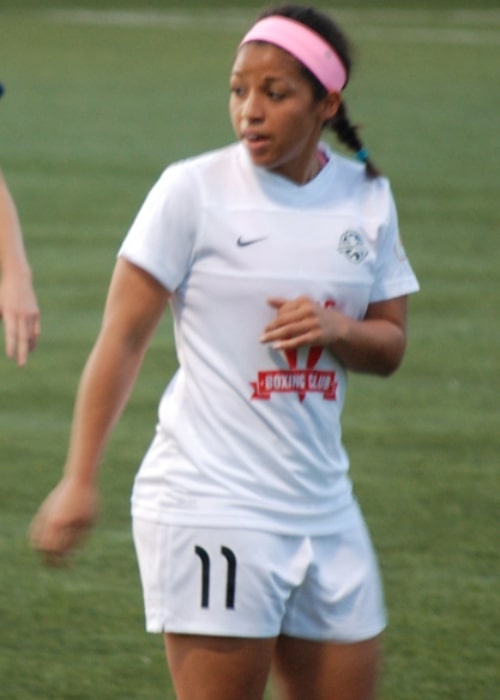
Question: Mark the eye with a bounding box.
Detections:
[268,90,285,102]
[230,84,245,98]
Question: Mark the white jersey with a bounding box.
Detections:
[119,142,419,535]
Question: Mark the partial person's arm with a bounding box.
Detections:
[260,295,408,376]
[30,258,170,564]
[0,170,40,365]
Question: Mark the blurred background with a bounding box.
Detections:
[1,2,499,698]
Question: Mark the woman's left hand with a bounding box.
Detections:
[260,296,344,350]
[260,294,408,376]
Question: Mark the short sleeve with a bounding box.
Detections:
[369,185,420,303]
[118,162,198,292]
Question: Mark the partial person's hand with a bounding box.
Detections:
[260,296,346,350]
[0,273,40,366]
[29,476,99,566]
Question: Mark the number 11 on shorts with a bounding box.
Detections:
[194,545,237,609]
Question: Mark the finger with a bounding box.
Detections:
[266,297,289,310]
[15,317,30,367]
[263,307,309,335]
[29,314,41,352]
[270,329,320,350]
[29,514,57,553]
[29,508,64,551]
[261,318,319,345]
[3,312,17,361]
[31,519,85,562]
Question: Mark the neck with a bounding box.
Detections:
[304,148,328,183]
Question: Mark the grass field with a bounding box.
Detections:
[1,3,499,699]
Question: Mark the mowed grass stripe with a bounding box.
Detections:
[42,7,500,46]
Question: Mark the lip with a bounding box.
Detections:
[241,132,271,154]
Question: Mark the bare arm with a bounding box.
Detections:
[30,258,170,563]
[260,295,408,376]
[0,170,40,365]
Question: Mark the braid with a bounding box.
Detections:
[329,103,380,179]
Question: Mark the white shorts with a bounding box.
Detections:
[132,515,387,642]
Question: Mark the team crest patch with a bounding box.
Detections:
[338,230,368,264]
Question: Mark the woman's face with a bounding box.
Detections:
[229,42,340,184]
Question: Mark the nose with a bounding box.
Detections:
[241,89,264,122]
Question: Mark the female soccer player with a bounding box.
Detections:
[31,5,419,699]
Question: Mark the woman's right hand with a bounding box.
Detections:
[29,475,99,566]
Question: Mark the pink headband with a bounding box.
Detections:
[240,16,347,93]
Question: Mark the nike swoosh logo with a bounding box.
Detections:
[237,236,268,247]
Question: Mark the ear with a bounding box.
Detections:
[321,90,341,121]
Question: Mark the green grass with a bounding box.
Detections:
[1,4,499,699]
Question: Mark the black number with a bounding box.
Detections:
[194,546,237,609]
[194,546,211,608]
[221,546,237,609]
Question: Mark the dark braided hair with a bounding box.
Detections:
[258,4,381,178]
